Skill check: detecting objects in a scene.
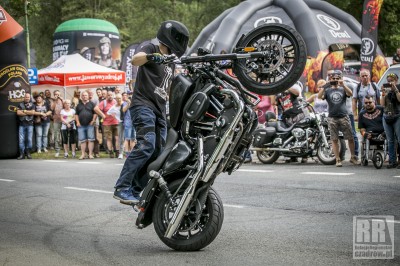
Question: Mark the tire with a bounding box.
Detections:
[233,23,307,95]
[256,150,279,164]
[153,179,224,251]
[373,152,383,169]
[317,138,345,165]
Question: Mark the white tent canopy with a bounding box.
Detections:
[32,53,126,99]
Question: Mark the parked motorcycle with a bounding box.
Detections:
[133,24,307,251]
[251,102,346,165]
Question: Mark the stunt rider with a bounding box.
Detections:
[113,21,189,204]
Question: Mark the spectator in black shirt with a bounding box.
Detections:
[16,93,35,159]
[358,95,384,140]
[75,91,105,160]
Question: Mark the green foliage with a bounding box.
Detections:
[3,0,399,68]
[326,0,400,56]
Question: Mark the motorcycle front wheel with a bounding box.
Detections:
[233,23,307,95]
[256,150,280,164]
[317,138,345,165]
[153,179,224,251]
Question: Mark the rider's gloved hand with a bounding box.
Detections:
[146,53,164,64]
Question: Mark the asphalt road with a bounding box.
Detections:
[0,157,399,266]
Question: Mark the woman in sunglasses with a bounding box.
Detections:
[380,73,400,168]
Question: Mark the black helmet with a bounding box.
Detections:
[157,20,189,57]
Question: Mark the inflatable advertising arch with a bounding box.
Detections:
[189,0,388,92]
[0,6,30,159]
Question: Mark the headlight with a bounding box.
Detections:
[292,128,305,138]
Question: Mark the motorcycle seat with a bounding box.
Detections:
[267,121,295,132]
[147,128,179,173]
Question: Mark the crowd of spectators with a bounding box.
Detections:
[16,68,400,169]
[17,87,136,160]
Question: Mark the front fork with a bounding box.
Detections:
[319,124,330,148]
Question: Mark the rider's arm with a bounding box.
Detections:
[131,52,149,67]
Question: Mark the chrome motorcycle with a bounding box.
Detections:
[251,102,346,165]
[134,24,307,251]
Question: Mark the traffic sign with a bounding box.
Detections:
[28,68,38,85]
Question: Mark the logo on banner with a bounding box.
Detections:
[353,216,394,259]
[317,14,351,39]
[0,9,6,25]
[254,17,282,28]
[317,14,340,30]
[361,38,375,56]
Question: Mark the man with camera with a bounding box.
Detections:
[318,70,360,167]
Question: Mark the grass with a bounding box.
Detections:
[30,149,118,160]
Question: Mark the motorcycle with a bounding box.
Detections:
[251,101,346,165]
[133,24,307,251]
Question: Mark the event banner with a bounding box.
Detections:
[120,43,139,92]
[0,5,30,158]
[360,0,383,72]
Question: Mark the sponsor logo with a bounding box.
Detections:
[317,14,341,30]
[0,9,7,25]
[361,38,375,55]
[353,216,394,259]
[254,17,282,28]
[317,14,351,39]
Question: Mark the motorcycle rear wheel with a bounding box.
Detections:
[256,150,280,164]
[233,23,307,95]
[153,179,224,251]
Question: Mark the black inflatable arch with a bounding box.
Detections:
[189,0,380,58]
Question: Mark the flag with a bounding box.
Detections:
[360,0,383,72]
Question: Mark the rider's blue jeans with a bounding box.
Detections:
[114,106,167,196]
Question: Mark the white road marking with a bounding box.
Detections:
[387,220,400,224]
[44,160,67,163]
[236,169,274,173]
[393,176,400,178]
[223,204,245,209]
[302,172,354,176]
[64,186,247,209]
[0,179,15,182]
[76,162,102,164]
[115,163,124,166]
[64,187,113,194]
